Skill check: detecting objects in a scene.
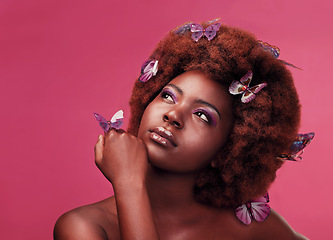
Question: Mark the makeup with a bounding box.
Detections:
[161,88,177,103]
[192,108,217,126]
[148,127,177,147]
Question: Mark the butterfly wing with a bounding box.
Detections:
[239,71,253,86]
[93,113,110,132]
[172,22,193,35]
[258,40,280,58]
[241,82,267,104]
[276,154,295,161]
[248,83,267,94]
[290,132,315,152]
[110,110,124,129]
[235,204,252,225]
[229,81,246,95]
[191,23,204,42]
[290,132,315,160]
[139,60,158,83]
[204,23,221,41]
[241,91,256,103]
[278,60,303,70]
[229,71,252,96]
[205,18,221,25]
[249,193,271,223]
[278,132,315,161]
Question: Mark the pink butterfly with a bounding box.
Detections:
[235,193,271,225]
[139,60,158,83]
[228,71,267,103]
[190,22,221,42]
[93,110,124,132]
[277,132,315,161]
[258,40,302,70]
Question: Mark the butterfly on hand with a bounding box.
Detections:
[277,132,315,161]
[235,193,271,225]
[229,71,267,103]
[190,22,221,42]
[139,60,158,83]
[93,110,124,132]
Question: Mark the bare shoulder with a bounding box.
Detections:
[54,196,120,240]
[249,209,308,240]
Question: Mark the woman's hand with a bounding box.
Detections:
[94,130,160,239]
[94,129,148,188]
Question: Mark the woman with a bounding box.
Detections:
[54,20,308,239]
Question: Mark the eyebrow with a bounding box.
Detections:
[166,84,221,119]
[167,84,183,95]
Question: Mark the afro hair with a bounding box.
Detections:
[127,21,301,208]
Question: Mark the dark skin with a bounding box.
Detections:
[54,71,308,240]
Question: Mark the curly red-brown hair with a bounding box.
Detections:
[128,21,301,208]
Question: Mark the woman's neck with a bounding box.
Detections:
[146,165,203,211]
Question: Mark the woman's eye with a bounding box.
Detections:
[193,109,216,126]
[195,111,210,123]
[161,90,175,103]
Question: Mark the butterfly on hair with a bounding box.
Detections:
[235,193,271,225]
[258,40,302,70]
[138,60,158,83]
[190,22,221,42]
[172,18,221,42]
[93,110,124,132]
[277,132,315,161]
[228,70,267,103]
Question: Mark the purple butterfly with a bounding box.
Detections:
[190,22,221,42]
[93,110,124,132]
[235,193,271,225]
[258,40,302,70]
[229,71,267,103]
[139,60,158,83]
[277,132,315,161]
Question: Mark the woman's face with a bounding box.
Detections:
[138,71,233,173]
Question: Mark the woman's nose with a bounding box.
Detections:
[163,109,184,129]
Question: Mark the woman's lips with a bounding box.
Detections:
[148,127,177,147]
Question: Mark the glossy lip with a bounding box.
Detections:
[149,127,177,147]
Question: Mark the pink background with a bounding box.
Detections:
[1,0,332,239]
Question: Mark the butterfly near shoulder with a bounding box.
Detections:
[235,193,271,225]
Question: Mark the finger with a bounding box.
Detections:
[94,135,104,163]
[115,128,126,134]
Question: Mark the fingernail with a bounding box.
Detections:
[98,135,103,140]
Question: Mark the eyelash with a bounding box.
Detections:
[160,89,176,103]
[192,109,216,126]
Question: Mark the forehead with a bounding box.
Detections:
[168,71,233,113]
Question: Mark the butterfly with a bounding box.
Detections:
[228,70,267,103]
[277,132,315,161]
[258,40,302,70]
[173,18,221,36]
[139,60,158,83]
[93,110,124,132]
[235,193,271,225]
[190,22,221,42]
